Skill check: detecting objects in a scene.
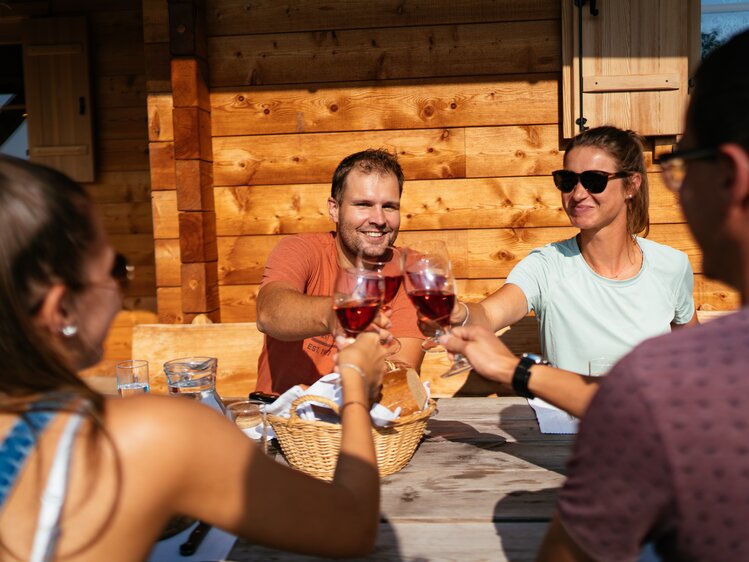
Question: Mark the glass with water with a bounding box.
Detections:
[163,356,229,418]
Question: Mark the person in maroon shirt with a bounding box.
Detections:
[538,30,749,562]
[443,30,749,561]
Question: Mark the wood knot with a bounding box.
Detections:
[330,104,338,112]
[515,150,525,158]
[237,95,245,102]
[492,249,515,262]
[440,130,450,140]
[450,102,457,109]
[423,105,434,117]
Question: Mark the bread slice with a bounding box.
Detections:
[378,364,425,417]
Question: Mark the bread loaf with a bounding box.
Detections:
[378,364,424,417]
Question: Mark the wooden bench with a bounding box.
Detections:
[82,309,729,398]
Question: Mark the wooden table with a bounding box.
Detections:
[228,397,574,561]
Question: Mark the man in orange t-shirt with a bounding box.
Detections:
[254,149,425,395]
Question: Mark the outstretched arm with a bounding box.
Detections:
[451,284,529,332]
[256,281,337,341]
[151,332,385,558]
[440,325,600,418]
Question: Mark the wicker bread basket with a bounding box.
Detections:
[268,395,436,481]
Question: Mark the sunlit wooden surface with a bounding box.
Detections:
[229,397,573,561]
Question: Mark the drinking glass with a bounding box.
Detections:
[358,246,404,355]
[402,240,472,378]
[116,360,150,397]
[163,357,230,418]
[332,267,384,338]
[588,357,617,377]
[228,400,268,453]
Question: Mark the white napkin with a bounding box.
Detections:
[147,520,236,562]
[528,398,579,434]
[261,372,430,428]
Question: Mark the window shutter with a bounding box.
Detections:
[22,16,94,181]
[562,0,700,138]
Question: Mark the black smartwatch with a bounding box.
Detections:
[512,353,547,399]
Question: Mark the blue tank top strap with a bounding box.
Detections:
[0,411,56,509]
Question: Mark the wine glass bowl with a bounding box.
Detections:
[402,240,472,378]
[358,247,403,312]
[357,247,405,355]
[332,267,383,338]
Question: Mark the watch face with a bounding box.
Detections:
[522,353,543,364]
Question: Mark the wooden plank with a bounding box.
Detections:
[175,157,213,211]
[180,261,220,313]
[232,521,549,562]
[213,128,466,186]
[167,0,207,59]
[98,138,150,171]
[218,284,260,323]
[178,211,218,262]
[147,141,176,189]
[147,93,174,141]
[172,57,210,110]
[108,233,155,265]
[155,239,181,286]
[466,125,563,178]
[695,276,741,311]
[97,106,147,140]
[582,73,680,93]
[89,9,146,76]
[209,20,561,86]
[211,76,559,136]
[95,74,146,108]
[151,189,179,239]
[132,321,262,394]
[212,174,682,236]
[85,170,151,204]
[216,223,702,285]
[144,42,171,93]
[142,0,169,43]
[207,0,560,35]
[97,202,153,234]
[157,286,183,323]
[172,106,213,161]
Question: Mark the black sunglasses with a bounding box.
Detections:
[552,170,631,194]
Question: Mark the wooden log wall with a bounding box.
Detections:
[146,0,739,325]
[36,0,156,312]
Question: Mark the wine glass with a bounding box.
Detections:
[358,247,403,355]
[332,267,384,339]
[402,240,472,378]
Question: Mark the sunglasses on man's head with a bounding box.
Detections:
[551,170,631,194]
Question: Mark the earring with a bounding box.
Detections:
[61,324,78,337]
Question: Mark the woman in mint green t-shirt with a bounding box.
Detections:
[445,126,698,417]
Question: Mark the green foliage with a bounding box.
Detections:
[701,29,723,59]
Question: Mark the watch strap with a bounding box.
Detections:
[512,355,538,399]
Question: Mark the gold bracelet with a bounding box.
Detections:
[340,400,370,414]
[338,363,367,380]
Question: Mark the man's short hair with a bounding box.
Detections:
[330,149,404,203]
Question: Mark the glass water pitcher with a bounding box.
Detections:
[163,356,230,418]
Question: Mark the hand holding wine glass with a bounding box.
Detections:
[402,240,472,378]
